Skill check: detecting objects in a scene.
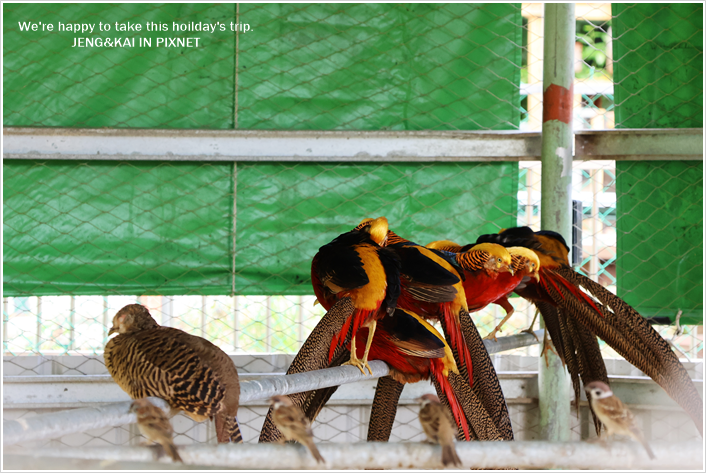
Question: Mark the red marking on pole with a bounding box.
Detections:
[543,83,573,125]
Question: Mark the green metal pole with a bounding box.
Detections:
[539,2,575,442]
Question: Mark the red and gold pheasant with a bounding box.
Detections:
[426,241,514,315]
[476,226,703,436]
[427,241,540,341]
[352,307,471,441]
[354,220,472,385]
[310,216,401,375]
[354,220,514,441]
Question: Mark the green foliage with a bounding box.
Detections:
[575,21,612,81]
[577,22,610,68]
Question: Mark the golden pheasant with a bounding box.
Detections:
[352,307,471,441]
[476,226,703,436]
[261,219,513,444]
[354,220,514,441]
[301,305,514,442]
[427,241,540,341]
[105,304,242,443]
[310,216,401,375]
[354,220,472,383]
[426,241,514,315]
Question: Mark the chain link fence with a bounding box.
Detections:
[3,2,702,455]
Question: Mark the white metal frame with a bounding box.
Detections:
[3,127,702,162]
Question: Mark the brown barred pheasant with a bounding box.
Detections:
[105,304,242,443]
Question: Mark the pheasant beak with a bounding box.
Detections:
[108,326,117,336]
[534,272,541,282]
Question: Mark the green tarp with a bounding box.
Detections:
[3,3,522,296]
[4,3,521,131]
[3,161,518,296]
[3,3,236,128]
[615,162,703,324]
[3,161,235,296]
[235,162,519,295]
[237,3,522,130]
[613,3,703,323]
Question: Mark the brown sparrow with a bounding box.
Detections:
[129,398,183,463]
[585,381,655,459]
[418,393,462,467]
[270,395,325,464]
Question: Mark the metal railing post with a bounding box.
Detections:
[539,2,575,442]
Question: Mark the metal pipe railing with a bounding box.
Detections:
[3,396,171,447]
[4,440,701,470]
[3,330,543,446]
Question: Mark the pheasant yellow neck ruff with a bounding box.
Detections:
[507,246,540,272]
[457,242,511,271]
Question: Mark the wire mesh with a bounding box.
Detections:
[3,1,702,455]
[3,3,525,131]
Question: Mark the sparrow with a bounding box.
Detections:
[129,398,183,463]
[270,395,325,464]
[418,393,462,467]
[585,381,655,459]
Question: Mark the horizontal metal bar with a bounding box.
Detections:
[3,331,544,408]
[5,441,702,470]
[5,368,700,411]
[1,372,535,410]
[575,128,703,161]
[521,80,613,96]
[2,361,389,446]
[5,127,700,162]
[2,454,217,471]
[239,360,389,403]
[6,350,703,378]
[2,331,542,445]
[484,328,542,352]
[2,396,170,447]
[3,127,542,162]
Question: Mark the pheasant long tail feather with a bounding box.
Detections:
[441,305,473,385]
[259,298,354,443]
[566,314,609,434]
[447,371,503,441]
[430,363,470,441]
[543,268,603,317]
[534,301,566,366]
[432,376,474,441]
[458,310,514,440]
[553,267,703,437]
[555,306,582,415]
[215,414,242,444]
[329,316,352,362]
[301,348,351,423]
[367,376,405,442]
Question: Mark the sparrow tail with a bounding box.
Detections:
[441,443,462,467]
[304,438,326,464]
[162,441,183,463]
[636,434,656,460]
